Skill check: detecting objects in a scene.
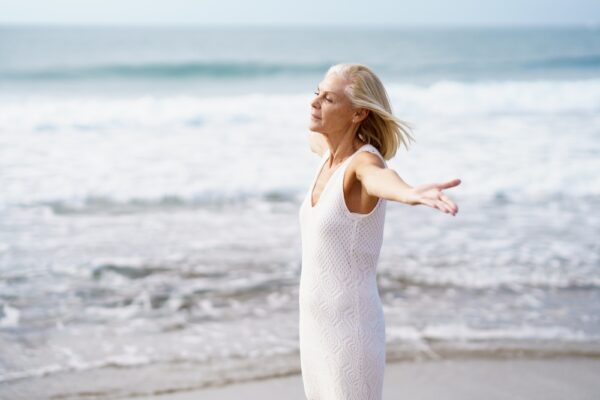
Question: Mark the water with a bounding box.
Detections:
[0,25,599,399]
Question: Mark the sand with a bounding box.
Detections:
[134,356,600,400]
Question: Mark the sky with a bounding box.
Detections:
[0,0,598,27]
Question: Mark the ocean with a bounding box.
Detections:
[0,25,599,399]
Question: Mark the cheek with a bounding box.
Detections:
[325,105,352,125]
[322,104,341,120]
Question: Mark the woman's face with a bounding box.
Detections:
[309,72,357,135]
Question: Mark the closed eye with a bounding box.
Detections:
[314,89,333,103]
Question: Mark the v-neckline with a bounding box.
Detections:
[309,144,368,209]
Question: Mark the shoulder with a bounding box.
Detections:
[350,148,386,180]
[354,148,385,169]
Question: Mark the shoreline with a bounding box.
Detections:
[2,345,600,399]
[132,356,600,400]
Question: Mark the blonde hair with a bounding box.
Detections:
[326,63,415,160]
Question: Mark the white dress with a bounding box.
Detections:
[298,143,387,400]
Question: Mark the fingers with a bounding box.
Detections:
[425,197,452,214]
[421,198,458,216]
[419,189,459,216]
[437,200,453,215]
[436,178,461,190]
[440,194,458,215]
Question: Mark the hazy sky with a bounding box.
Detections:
[0,0,598,27]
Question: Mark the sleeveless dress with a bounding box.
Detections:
[298,143,387,400]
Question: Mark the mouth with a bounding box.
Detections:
[311,114,321,120]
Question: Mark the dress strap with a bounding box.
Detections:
[352,144,387,167]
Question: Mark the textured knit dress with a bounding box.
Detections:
[298,143,387,400]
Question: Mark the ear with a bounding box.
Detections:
[353,108,369,124]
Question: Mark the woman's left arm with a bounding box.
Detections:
[356,154,461,216]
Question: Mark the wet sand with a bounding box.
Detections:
[135,356,600,400]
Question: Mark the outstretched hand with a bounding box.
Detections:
[410,179,461,216]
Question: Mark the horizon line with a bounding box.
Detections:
[0,21,598,30]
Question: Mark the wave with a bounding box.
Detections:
[1,324,598,386]
[0,61,332,81]
[1,78,599,129]
[19,191,300,215]
[382,270,600,290]
[3,54,600,83]
[1,80,599,208]
[523,54,600,70]
[385,324,600,361]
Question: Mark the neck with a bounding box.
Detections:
[324,126,364,166]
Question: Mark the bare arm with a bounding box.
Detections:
[356,153,460,215]
[358,162,416,204]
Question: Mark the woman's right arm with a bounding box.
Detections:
[355,153,460,215]
[308,132,326,156]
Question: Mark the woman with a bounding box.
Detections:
[298,63,460,400]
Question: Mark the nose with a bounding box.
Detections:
[310,95,320,109]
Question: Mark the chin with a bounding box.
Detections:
[308,123,322,133]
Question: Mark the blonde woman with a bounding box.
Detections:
[298,63,460,399]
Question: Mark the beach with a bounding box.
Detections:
[2,354,599,399]
[136,356,600,400]
[1,25,599,399]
